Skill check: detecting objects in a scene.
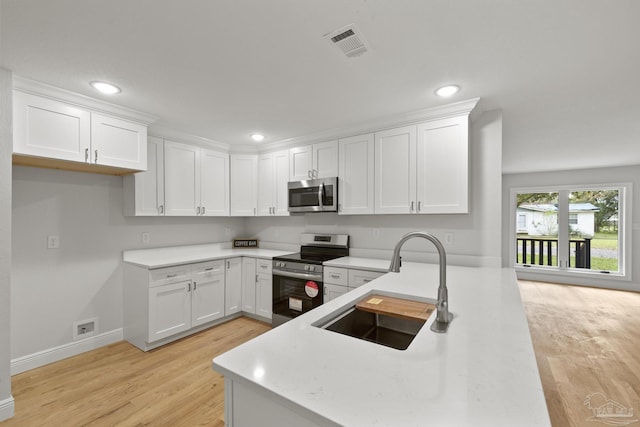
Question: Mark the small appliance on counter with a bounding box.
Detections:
[287,177,338,213]
[271,233,349,326]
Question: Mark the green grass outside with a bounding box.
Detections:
[517,254,618,271]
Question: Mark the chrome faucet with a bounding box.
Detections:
[389,231,453,333]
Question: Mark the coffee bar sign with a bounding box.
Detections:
[233,239,259,248]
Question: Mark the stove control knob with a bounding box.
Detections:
[304,265,310,271]
[278,262,285,268]
[308,265,315,272]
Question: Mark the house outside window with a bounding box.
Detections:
[511,185,630,282]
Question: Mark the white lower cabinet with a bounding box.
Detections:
[323,266,385,303]
[255,259,273,320]
[241,258,257,314]
[148,280,192,342]
[225,257,243,315]
[124,255,277,351]
[191,261,226,326]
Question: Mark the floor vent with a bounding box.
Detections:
[325,24,370,58]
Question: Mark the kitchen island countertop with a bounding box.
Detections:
[213,262,550,426]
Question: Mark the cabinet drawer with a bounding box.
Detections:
[149,265,191,287]
[192,260,225,279]
[256,258,272,275]
[324,267,348,286]
[348,269,385,288]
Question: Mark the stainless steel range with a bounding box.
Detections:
[272,233,349,327]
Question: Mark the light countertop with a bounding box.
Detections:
[213,262,550,427]
[122,243,292,269]
[323,256,390,272]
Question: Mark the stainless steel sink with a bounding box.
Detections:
[318,307,426,350]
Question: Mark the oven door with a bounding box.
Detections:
[272,269,323,326]
[288,177,337,213]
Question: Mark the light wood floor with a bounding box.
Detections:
[2,282,639,426]
[518,280,640,427]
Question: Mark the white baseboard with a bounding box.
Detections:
[11,328,123,375]
[0,396,15,421]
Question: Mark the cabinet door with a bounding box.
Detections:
[200,149,230,216]
[127,136,164,216]
[192,273,225,327]
[91,113,147,170]
[256,273,273,319]
[338,133,374,215]
[324,284,348,303]
[164,140,200,216]
[312,140,339,178]
[148,281,191,342]
[230,155,258,216]
[257,153,275,216]
[13,90,90,162]
[416,116,469,214]
[241,258,257,314]
[289,145,313,181]
[225,258,243,315]
[273,150,290,216]
[374,125,416,214]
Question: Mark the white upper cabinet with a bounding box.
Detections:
[289,140,338,181]
[123,136,165,216]
[13,89,149,172]
[13,90,90,163]
[200,148,230,216]
[230,154,258,216]
[338,133,374,215]
[374,125,417,214]
[258,150,289,216]
[374,114,470,215]
[90,113,147,170]
[164,140,200,216]
[416,116,469,214]
[164,140,229,217]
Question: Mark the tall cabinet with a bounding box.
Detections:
[257,150,289,216]
[338,133,374,215]
[230,154,258,216]
[123,136,165,216]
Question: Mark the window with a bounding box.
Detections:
[511,184,630,280]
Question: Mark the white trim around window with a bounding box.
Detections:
[510,182,632,283]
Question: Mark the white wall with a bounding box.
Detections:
[247,111,504,268]
[11,166,244,361]
[502,165,640,291]
[0,68,15,420]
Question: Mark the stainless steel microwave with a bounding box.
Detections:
[288,177,338,213]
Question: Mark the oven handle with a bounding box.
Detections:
[318,183,324,210]
[273,269,322,282]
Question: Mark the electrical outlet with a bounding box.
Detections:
[444,232,454,245]
[141,232,150,244]
[47,235,60,249]
[73,317,98,341]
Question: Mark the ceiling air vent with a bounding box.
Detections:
[325,24,370,58]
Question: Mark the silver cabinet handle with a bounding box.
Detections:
[227,261,230,269]
[166,273,178,278]
[363,278,371,283]
[193,282,197,290]
[196,206,201,215]
[417,201,421,213]
[188,282,191,292]
[202,206,206,215]
[94,150,98,163]
[308,170,312,178]
[159,205,164,214]
[254,207,256,215]
[84,148,89,162]
[204,267,214,271]
[260,264,268,269]
[331,274,340,279]
[410,201,415,212]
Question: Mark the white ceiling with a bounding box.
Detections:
[1,0,639,174]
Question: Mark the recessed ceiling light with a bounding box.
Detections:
[435,85,460,97]
[251,133,265,142]
[90,81,121,95]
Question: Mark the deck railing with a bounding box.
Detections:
[516,237,592,268]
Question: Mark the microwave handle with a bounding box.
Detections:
[318,183,324,210]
